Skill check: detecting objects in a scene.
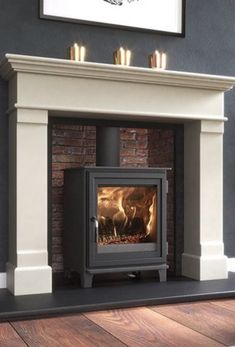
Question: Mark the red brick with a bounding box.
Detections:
[121,157,148,165]
[83,139,96,147]
[120,148,136,157]
[136,134,148,141]
[52,163,81,171]
[52,171,64,179]
[52,254,63,263]
[52,236,63,246]
[138,128,148,134]
[85,147,96,155]
[52,244,63,253]
[52,137,83,147]
[52,179,64,187]
[52,154,84,163]
[52,146,85,155]
[52,220,64,231]
[86,130,96,139]
[52,129,85,139]
[136,149,149,157]
[120,129,136,140]
[54,124,84,131]
[123,140,148,149]
[83,155,96,164]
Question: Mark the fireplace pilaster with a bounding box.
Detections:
[182,120,227,280]
[7,108,52,295]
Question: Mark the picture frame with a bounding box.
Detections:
[40,0,185,36]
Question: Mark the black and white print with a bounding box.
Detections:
[41,0,183,34]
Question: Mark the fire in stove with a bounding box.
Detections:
[97,186,157,245]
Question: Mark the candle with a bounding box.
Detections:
[74,43,79,61]
[161,53,167,70]
[149,54,156,68]
[119,47,125,65]
[149,51,167,70]
[125,50,131,66]
[114,47,132,66]
[69,43,86,62]
[155,50,161,69]
[69,46,75,61]
[80,46,86,62]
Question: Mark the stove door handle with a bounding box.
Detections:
[91,216,99,243]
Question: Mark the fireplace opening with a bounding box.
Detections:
[50,119,184,288]
[62,123,170,288]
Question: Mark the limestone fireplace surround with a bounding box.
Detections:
[1,54,235,296]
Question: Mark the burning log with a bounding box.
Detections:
[99,232,151,245]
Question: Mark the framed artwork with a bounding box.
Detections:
[40,0,185,36]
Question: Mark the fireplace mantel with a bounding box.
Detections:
[1,54,235,295]
[1,54,235,123]
[1,54,235,92]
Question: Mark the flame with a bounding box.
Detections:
[146,194,156,236]
[97,186,157,245]
[113,194,128,237]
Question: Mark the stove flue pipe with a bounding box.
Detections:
[96,126,120,167]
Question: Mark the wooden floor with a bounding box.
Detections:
[1,299,235,347]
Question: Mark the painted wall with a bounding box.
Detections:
[0,0,235,271]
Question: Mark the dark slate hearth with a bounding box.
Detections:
[0,273,235,322]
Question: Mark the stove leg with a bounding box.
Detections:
[158,269,167,282]
[81,273,93,288]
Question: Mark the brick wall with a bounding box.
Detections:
[120,128,149,167]
[52,124,96,272]
[51,123,174,273]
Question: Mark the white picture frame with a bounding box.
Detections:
[40,0,185,36]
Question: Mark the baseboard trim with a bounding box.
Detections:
[228,258,235,273]
[0,273,6,289]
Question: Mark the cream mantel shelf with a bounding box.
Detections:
[1,54,235,91]
[1,54,235,123]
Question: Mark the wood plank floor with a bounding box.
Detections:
[1,299,235,347]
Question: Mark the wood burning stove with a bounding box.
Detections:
[64,166,168,288]
[64,126,168,288]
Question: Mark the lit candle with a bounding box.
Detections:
[114,47,132,66]
[70,46,75,60]
[117,50,120,64]
[74,43,79,61]
[161,53,167,70]
[80,46,86,62]
[125,49,131,66]
[119,47,125,65]
[155,50,161,69]
[148,54,155,68]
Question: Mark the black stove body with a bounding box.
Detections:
[64,166,168,288]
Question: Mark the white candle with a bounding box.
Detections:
[125,50,131,66]
[74,43,79,61]
[161,53,167,70]
[155,50,161,68]
[70,46,75,60]
[80,46,86,62]
[119,47,125,65]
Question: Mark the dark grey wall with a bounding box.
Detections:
[1,0,235,271]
